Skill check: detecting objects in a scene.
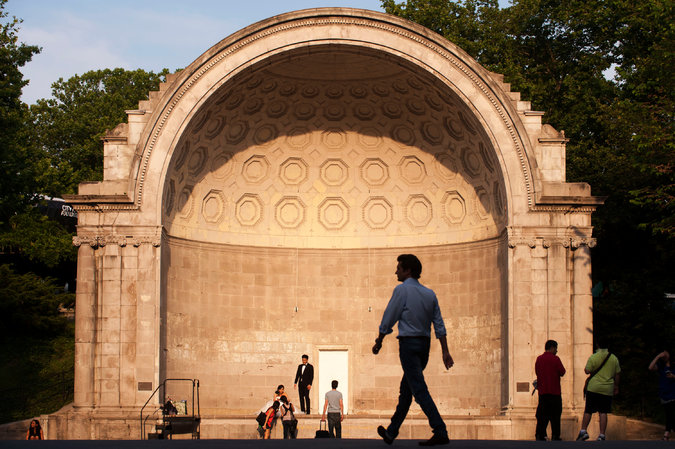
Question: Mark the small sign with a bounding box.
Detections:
[138,382,153,391]
[516,382,530,392]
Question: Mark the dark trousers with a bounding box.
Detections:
[665,400,675,432]
[298,384,310,413]
[327,412,341,438]
[282,420,296,439]
[535,394,562,440]
[387,337,447,439]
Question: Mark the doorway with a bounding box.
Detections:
[318,349,349,414]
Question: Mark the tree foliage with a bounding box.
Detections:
[0,264,73,339]
[383,0,675,419]
[0,2,171,422]
[0,0,40,225]
[29,68,169,196]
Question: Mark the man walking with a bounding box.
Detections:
[321,380,344,438]
[534,340,566,440]
[576,340,620,441]
[294,354,314,414]
[372,254,453,447]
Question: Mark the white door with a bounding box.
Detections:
[318,350,348,414]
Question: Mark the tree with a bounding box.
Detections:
[0,265,74,423]
[29,68,169,196]
[382,0,675,419]
[0,0,40,226]
[0,1,73,269]
[1,68,169,267]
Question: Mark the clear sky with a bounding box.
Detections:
[7,0,385,104]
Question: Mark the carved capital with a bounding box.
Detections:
[73,235,99,248]
[507,237,537,248]
[570,237,597,250]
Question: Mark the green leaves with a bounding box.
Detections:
[383,0,675,420]
[0,264,73,339]
[29,68,169,196]
[0,208,76,267]
[0,0,40,222]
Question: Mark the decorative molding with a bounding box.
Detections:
[530,204,602,213]
[506,236,597,249]
[506,226,596,249]
[73,228,163,248]
[571,237,597,249]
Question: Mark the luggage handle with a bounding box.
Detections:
[319,419,327,430]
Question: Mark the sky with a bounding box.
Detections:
[7,0,385,104]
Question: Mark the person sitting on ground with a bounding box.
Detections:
[26,419,43,440]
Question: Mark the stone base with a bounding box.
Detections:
[40,406,588,440]
[7,407,664,441]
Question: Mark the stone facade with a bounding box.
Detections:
[55,8,603,440]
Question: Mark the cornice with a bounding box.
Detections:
[63,194,139,212]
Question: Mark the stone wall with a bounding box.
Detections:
[163,238,506,417]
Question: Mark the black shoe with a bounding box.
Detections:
[377,426,393,445]
[419,434,450,446]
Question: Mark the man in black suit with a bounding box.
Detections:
[293,354,314,414]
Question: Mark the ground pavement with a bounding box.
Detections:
[0,439,671,448]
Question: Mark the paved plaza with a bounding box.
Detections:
[0,439,671,449]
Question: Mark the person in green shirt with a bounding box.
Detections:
[576,339,621,441]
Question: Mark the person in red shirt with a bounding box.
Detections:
[535,340,566,440]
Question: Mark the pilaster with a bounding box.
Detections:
[73,227,162,410]
[506,228,595,416]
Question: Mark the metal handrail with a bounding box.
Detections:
[139,378,200,440]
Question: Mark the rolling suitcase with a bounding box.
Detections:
[315,420,330,438]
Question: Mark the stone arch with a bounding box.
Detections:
[131,9,537,225]
[161,46,508,248]
[157,41,513,417]
[62,8,603,440]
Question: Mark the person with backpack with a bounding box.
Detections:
[280,396,298,439]
[576,339,620,441]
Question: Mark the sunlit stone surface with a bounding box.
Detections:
[58,8,603,440]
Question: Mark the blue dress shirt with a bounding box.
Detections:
[378,278,447,338]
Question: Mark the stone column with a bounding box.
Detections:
[572,241,594,409]
[73,243,97,408]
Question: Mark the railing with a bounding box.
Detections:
[139,378,200,440]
